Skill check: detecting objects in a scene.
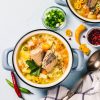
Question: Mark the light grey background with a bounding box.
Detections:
[0,0,99,100]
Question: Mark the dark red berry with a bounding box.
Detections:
[69,38,71,40]
[83,35,86,38]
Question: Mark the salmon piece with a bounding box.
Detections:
[27,40,35,49]
[42,50,57,72]
[30,47,45,66]
[88,0,98,8]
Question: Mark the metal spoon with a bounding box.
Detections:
[87,50,100,71]
[63,50,100,100]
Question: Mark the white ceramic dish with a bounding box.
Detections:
[55,0,100,23]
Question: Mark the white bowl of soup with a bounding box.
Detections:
[68,0,100,23]
[14,29,72,88]
[56,0,100,23]
[2,29,84,88]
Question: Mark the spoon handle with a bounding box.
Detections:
[63,78,83,100]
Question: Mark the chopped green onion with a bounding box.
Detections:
[43,8,66,30]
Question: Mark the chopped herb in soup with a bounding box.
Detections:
[17,34,69,84]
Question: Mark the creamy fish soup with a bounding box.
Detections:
[70,0,100,20]
[17,33,69,84]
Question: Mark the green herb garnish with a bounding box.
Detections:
[43,8,65,30]
[26,60,41,76]
[30,68,41,76]
[23,46,28,51]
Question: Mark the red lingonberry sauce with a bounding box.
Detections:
[88,29,100,46]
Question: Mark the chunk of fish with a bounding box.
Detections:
[88,0,98,8]
[30,47,45,66]
[42,50,57,72]
[27,40,35,49]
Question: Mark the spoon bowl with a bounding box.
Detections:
[87,50,100,71]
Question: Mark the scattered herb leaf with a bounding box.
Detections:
[30,68,41,76]
[26,60,38,71]
[26,60,41,76]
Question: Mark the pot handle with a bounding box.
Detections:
[2,48,14,71]
[2,48,84,72]
[72,49,84,71]
[55,0,67,6]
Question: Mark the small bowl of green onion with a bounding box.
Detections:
[42,6,67,31]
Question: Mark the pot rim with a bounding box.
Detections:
[12,29,73,88]
[66,0,100,23]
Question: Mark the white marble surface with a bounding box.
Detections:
[0,0,99,100]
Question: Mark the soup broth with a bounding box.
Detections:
[17,33,69,84]
[70,0,100,20]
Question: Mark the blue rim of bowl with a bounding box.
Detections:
[42,6,67,31]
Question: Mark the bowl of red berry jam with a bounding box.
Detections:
[87,28,100,48]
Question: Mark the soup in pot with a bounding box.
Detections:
[70,0,100,20]
[17,33,69,84]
